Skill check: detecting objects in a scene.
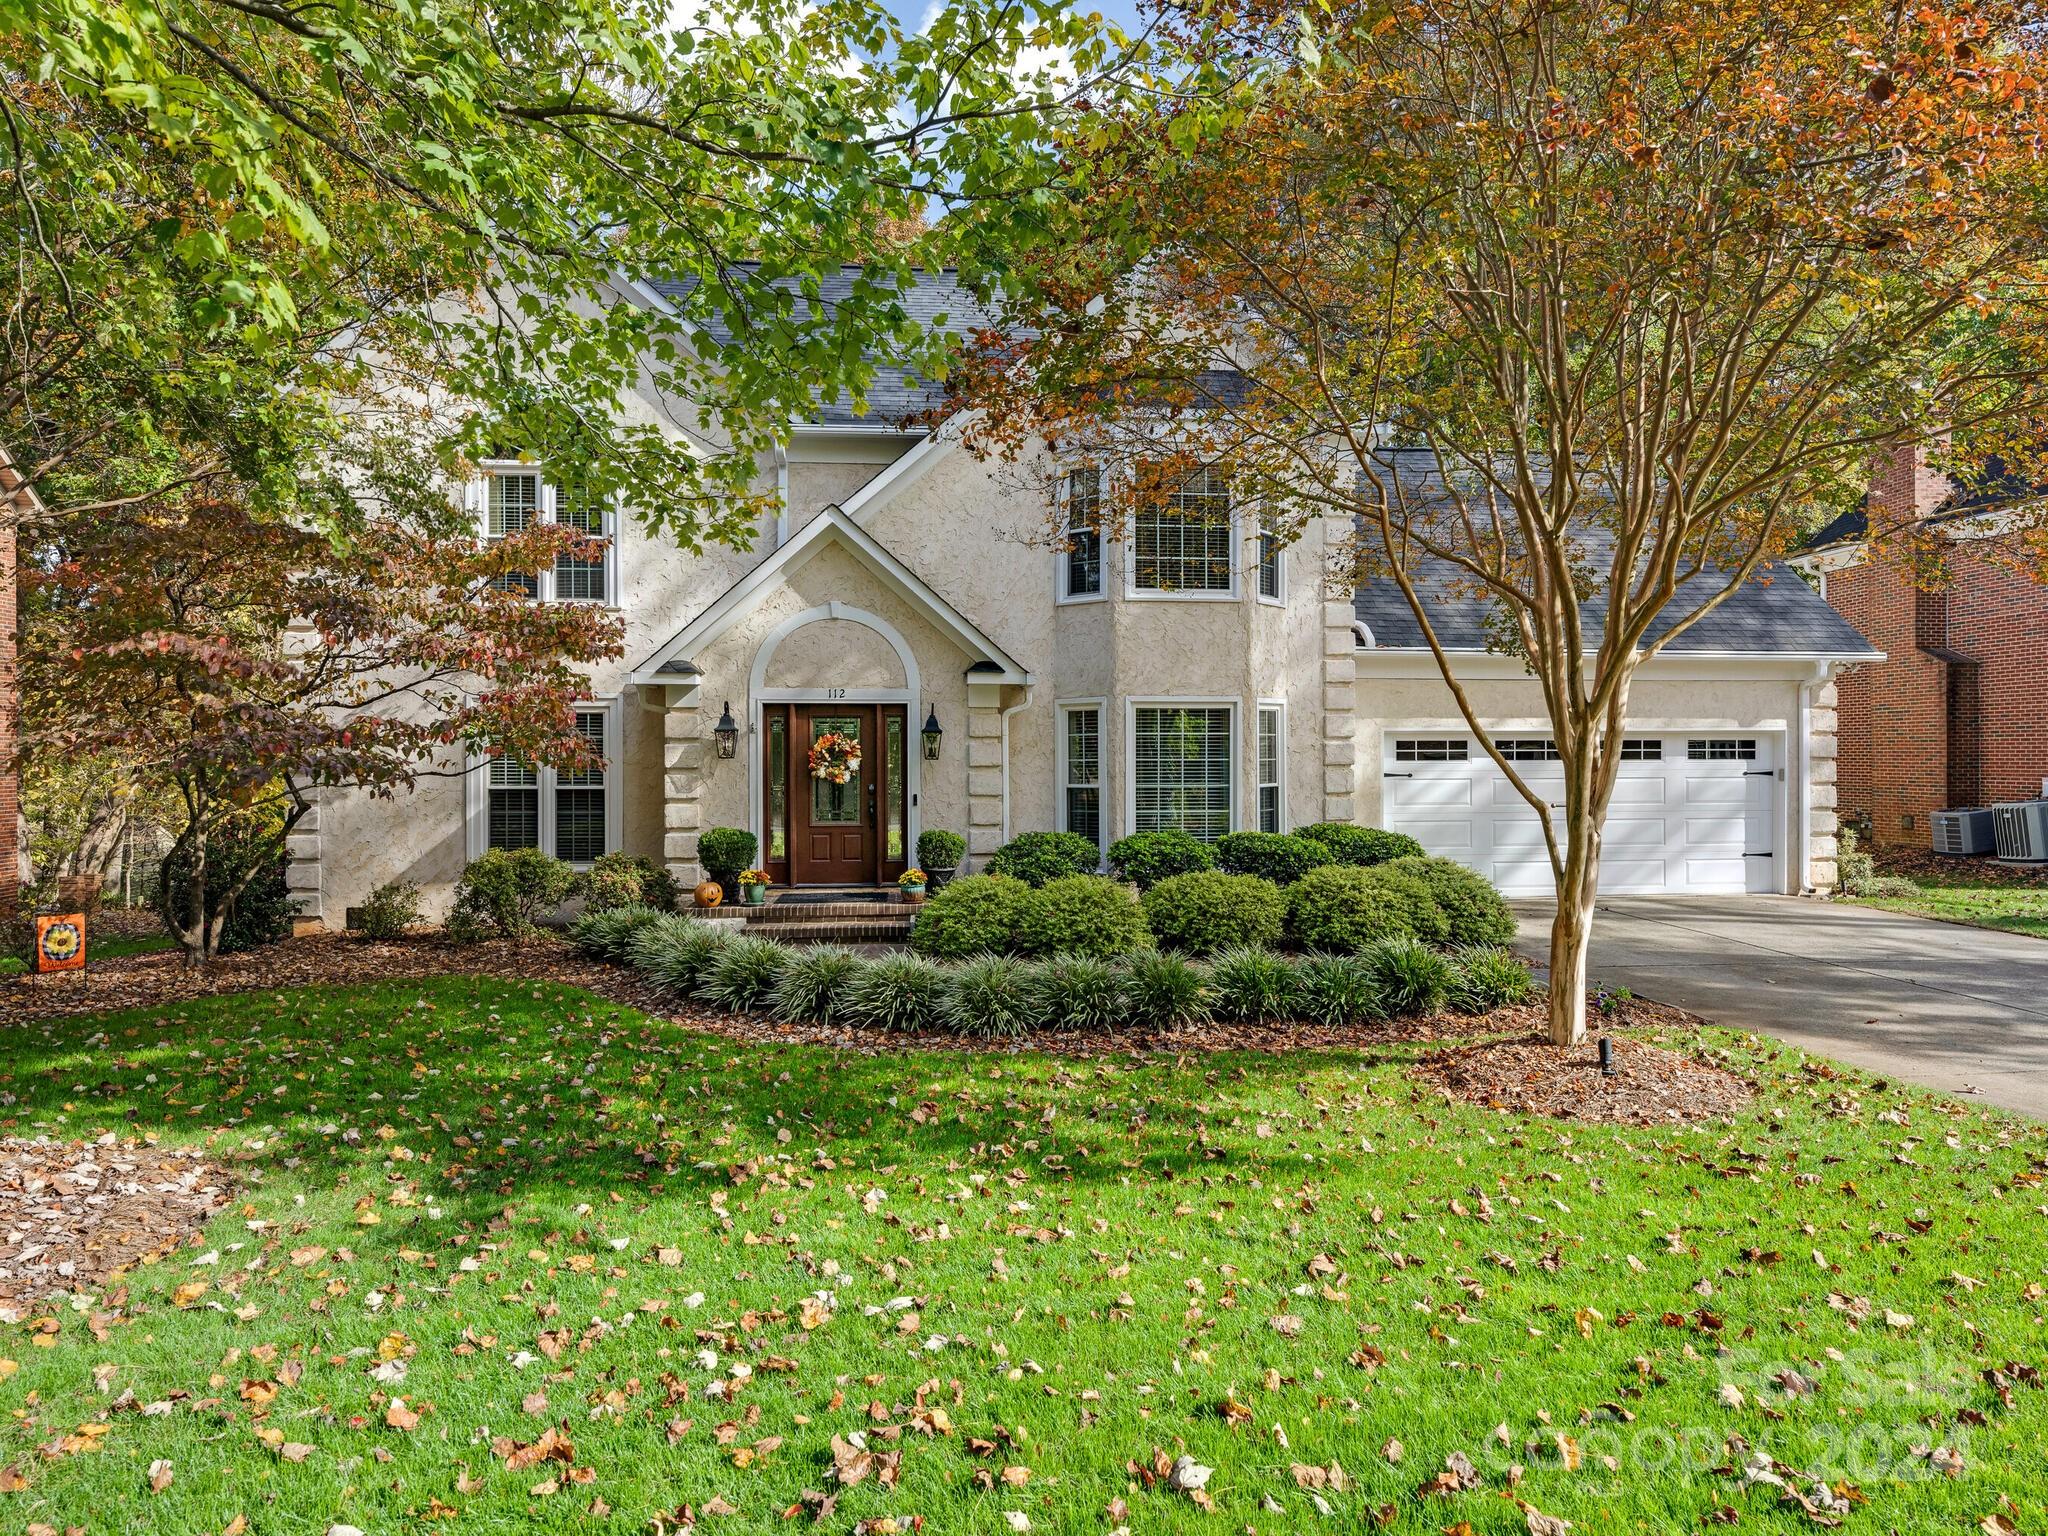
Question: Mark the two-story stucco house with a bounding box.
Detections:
[289,269,1881,924]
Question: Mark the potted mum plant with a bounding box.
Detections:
[737,869,771,907]
[916,829,966,891]
[898,868,929,902]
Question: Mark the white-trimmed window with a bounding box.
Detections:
[1058,703,1105,855]
[1057,468,1105,602]
[1256,514,1283,603]
[1132,465,1234,595]
[470,463,619,605]
[470,700,622,866]
[1256,702,1285,833]
[1130,702,1234,841]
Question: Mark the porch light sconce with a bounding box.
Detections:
[921,705,944,761]
[713,701,739,760]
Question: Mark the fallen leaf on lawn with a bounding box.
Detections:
[279,1442,313,1463]
[385,1400,420,1431]
[1381,1438,1404,1464]
[500,1426,575,1472]
[148,1460,173,1493]
[1269,1314,1304,1338]
[703,1495,738,1516]
[1166,1455,1213,1493]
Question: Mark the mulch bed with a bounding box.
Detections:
[3,931,1702,1062]
[0,1137,233,1316]
[1414,1031,1754,1125]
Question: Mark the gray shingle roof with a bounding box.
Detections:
[644,265,985,427]
[1352,450,1880,657]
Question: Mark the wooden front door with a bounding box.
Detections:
[766,703,911,887]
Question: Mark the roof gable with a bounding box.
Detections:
[629,505,1032,684]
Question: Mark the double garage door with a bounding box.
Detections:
[1383,733,1781,896]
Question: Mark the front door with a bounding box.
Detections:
[767,704,911,887]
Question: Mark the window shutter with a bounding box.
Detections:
[462,478,487,526]
[541,481,559,522]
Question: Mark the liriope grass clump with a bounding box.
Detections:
[1446,946,1537,1013]
[698,933,789,1012]
[1293,953,1384,1026]
[1123,949,1211,1029]
[1368,935,1456,1015]
[841,953,949,1032]
[637,919,733,996]
[941,954,1047,1040]
[1208,946,1299,1022]
[1031,954,1128,1031]
[571,903,664,961]
[773,944,864,1024]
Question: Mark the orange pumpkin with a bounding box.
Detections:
[693,880,723,909]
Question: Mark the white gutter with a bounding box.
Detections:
[998,686,1036,846]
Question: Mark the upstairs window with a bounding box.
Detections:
[1133,464,1234,594]
[1256,514,1283,601]
[472,464,617,604]
[1059,468,1104,600]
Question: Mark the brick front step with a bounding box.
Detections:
[745,900,917,923]
[742,916,915,944]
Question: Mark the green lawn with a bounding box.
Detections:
[4,978,2047,1534]
[1852,860,2048,939]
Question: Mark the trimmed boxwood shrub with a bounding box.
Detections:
[1285,864,1449,953]
[941,954,1046,1040]
[1141,871,1286,955]
[911,873,1032,958]
[1213,831,1333,885]
[1016,875,1150,958]
[773,944,863,1024]
[699,933,789,1011]
[917,829,967,872]
[1031,954,1129,1031]
[1297,823,1425,867]
[1107,830,1215,890]
[987,830,1101,887]
[579,852,680,915]
[1447,946,1537,1013]
[1294,953,1384,1026]
[1368,935,1456,1014]
[1384,856,1515,947]
[449,847,577,939]
[841,953,949,1032]
[696,826,758,881]
[1208,946,1299,1022]
[1124,949,1211,1029]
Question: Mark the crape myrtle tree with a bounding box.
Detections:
[21,437,622,962]
[957,0,2048,1044]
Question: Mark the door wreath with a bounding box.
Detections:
[808,731,861,784]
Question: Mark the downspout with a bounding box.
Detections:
[1795,663,1830,894]
[999,686,1035,846]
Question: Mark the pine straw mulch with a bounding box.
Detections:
[4,931,1704,1069]
[0,1137,233,1318]
[1414,1030,1755,1125]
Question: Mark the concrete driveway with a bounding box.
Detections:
[1512,895,2048,1117]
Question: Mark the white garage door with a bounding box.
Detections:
[1382,733,1779,896]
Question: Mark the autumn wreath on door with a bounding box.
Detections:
[808,731,862,784]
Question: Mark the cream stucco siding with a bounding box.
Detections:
[295,410,1852,923]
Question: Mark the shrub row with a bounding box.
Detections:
[572,905,1535,1034]
[915,855,1513,960]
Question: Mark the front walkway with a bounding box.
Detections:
[1513,895,2048,1117]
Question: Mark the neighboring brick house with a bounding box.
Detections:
[1799,445,2048,847]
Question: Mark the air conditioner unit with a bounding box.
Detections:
[1990,800,2048,863]
[1932,808,1996,856]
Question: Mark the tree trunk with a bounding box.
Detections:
[1546,884,1593,1046]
